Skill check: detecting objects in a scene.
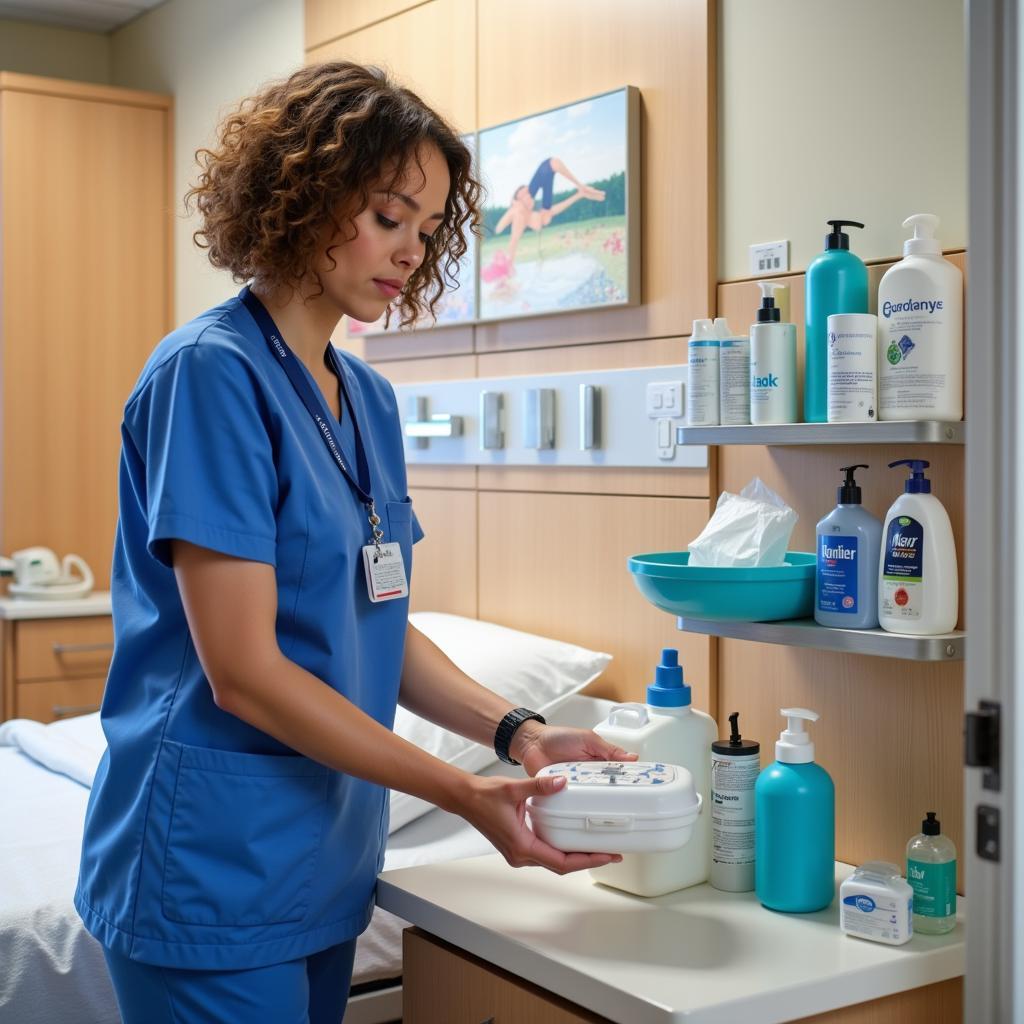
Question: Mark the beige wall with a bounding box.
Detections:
[718,0,966,280]
[0,19,109,83]
[109,0,304,324]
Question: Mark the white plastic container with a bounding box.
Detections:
[877,214,963,422]
[827,313,878,423]
[878,460,958,635]
[526,761,702,854]
[840,862,914,946]
[716,317,751,426]
[750,282,798,424]
[590,649,716,897]
[687,318,720,426]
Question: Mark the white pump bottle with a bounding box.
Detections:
[750,281,798,424]
[877,214,963,421]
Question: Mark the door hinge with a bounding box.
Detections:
[964,699,1001,791]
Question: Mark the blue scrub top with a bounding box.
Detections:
[75,290,423,970]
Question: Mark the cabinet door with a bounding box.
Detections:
[15,617,113,682]
[1,85,171,589]
[402,928,612,1024]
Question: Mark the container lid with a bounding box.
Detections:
[851,861,904,884]
[922,811,941,836]
[776,707,818,763]
[527,761,702,822]
[890,459,931,494]
[824,219,865,251]
[712,711,760,755]
[837,464,868,505]
[647,648,691,707]
[902,213,941,256]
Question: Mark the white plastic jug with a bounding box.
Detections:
[589,650,716,897]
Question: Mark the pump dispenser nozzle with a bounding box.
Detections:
[756,281,782,323]
[776,707,819,763]
[824,219,865,251]
[889,459,932,494]
[902,214,941,256]
[838,464,869,504]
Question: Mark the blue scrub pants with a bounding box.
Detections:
[103,940,357,1024]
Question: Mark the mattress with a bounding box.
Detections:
[0,695,610,1024]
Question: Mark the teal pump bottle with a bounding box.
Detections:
[805,220,869,422]
[755,708,835,912]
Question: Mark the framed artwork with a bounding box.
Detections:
[347,133,478,338]
[477,86,640,322]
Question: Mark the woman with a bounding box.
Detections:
[74,63,632,1023]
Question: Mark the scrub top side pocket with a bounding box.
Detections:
[385,498,421,573]
[159,741,329,928]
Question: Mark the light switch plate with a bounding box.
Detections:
[646,380,683,418]
[748,239,790,275]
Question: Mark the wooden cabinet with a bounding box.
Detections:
[0,73,172,593]
[402,928,613,1024]
[2,614,113,722]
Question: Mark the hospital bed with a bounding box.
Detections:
[0,685,611,1024]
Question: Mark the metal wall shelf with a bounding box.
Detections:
[676,421,964,446]
[675,616,965,661]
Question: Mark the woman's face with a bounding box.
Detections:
[318,142,451,323]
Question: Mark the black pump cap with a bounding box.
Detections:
[838,464,868,504]
[756,297,781,324]
[825,219,865,251]
[712,711,760,756]
[922,811,941,836]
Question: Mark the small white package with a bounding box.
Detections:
[688,477,798,567]
[840,862,914,946]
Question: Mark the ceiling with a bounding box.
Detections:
[0,0,165,32]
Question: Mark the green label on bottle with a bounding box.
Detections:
[907,858,957,917]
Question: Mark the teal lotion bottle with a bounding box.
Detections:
[755,708,835,912]
[906,811,957,934]
[805,220,869,422]
[815,465,883,629]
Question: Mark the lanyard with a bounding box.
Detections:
[240,285,387,554]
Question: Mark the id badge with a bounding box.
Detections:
[362,542,409,602]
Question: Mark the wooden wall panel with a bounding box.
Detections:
[478,491,715,717]
[2,85,171,590]
[477,336,712,498]
[409,487,477,618]
[306,0,476,132]
[305,0,429,51]
[474,0,715,352]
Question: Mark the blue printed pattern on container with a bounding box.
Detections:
[881,516,924,621]
[817,534,858,614]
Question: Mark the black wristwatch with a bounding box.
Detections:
[494,707,546,765]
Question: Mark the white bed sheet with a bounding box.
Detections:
[0,695,611,1024]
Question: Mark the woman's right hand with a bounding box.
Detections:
[452,773,623,875]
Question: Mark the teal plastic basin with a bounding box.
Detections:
[628,551,816,622]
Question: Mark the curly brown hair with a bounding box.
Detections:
[186,62,481,328]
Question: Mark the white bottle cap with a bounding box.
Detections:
[902,214,941,256]
[691,318,714,339]
[713,317,733,339]
[776,707,819,763]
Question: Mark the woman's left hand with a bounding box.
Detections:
[511,723,639,778]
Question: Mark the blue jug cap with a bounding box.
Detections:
[647,648,691,707]
[890,459,931,494]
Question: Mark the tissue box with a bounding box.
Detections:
[526,761,702,854]
[627,551,816,621]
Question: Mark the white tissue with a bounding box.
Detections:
[687,478,798,567]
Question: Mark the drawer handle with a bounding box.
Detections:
[52,641,114,655]
[52,703,101,719]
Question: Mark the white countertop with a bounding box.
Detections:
[0,591,112,620]
[377,855,965,1024]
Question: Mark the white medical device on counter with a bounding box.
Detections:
[0,547,94,599]
[526,761,702,855]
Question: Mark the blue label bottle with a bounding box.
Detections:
[755,708,835,913]
[805,220,869,422]
[815,464,883,629]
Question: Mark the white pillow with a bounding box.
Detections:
[389,613,612,832]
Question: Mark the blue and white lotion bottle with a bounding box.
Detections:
[815,464,883,629]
